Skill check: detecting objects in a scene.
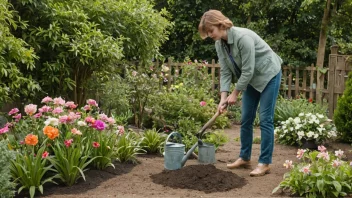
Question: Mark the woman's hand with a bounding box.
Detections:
[217,100,228,114]
[227,89,240,106]
[227,92,237,105]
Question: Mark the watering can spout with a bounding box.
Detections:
[181,141,199,167]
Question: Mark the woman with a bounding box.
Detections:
[198,10,282,177]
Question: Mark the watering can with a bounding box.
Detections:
[164,111,221,170]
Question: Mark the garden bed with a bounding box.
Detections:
[18,124,351,198]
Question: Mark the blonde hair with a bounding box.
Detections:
[198,10,233,39]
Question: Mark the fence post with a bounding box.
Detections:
[328,45,338,118]
[309,64,315,100]
[167,57,172,89]
[295,68,300,97]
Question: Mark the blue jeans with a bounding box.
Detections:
[239,71,282,164]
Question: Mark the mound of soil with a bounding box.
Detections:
[150,164,247,193]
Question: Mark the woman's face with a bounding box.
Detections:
[207,25,226,41]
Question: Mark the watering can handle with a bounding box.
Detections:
[165,131,182,145]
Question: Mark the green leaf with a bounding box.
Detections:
[29,186,36,198]
[333,181,342,193]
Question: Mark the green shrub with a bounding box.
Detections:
[274,95,328,126]
[140,129,166,154]
[0,140,16,198]
[334,71,352,143]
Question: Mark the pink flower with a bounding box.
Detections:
[59,115,69,123]
[94,120,105,131]
[8,108,19,115]
[283,160,294,169]
[85,116,95,124]
[317,152,330,161]
[64,139,73,148]
[5,122,13,128]
[335,149,344,158]
[24,104,37,116]
[65,101,77,109]
[332,159,342,167]
[42,151,49,159]
[98,113,109,122]
[300,164,311,174]
[350,161,352,166]
[52,107,64,114]
[33,113,42,118]
[296,149,306,159]
[0,126,9,134]
[92,142,100,148]
[107,117,116,125]
[71,128,82,135]
[53,97,65,106]
[83,105,91,111]
[19,140,25,145]
[200,101,206,107]
[13,113,22,122]
[39,105,52,113]
[318,145,327,153]
[86,99,98,107]
[117,126,125,135]
[41,96,53,103]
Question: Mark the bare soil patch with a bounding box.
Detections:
[13,124,351,198]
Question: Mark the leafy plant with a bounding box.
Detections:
[274,96,328,126]
[334,71,352,143]
[273,148,352,197]
[115,132,145,163]
[0,140,16,198]
[91,132,117,170]
[253,136,261,144]
[10,147,58,198]
[275,113,337,146]
[48,139,97,186]
[203,130,229,149]
[140,129,166,154]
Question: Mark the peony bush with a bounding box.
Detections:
[274,113,338,146]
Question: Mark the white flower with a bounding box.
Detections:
[314,134,319,139]
[335,149,344,158]
[317,114,324,118]
[284,129,288,134]
[294,117,301,124]
[77,121,87,126]
[295,124,302,130]
[297,131,305,139]
[282,125,286,129]
[307,131,315,138]
[290,127,294,131]
[44,117,59,126]
[299,113,304,116]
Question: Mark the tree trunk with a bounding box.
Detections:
[316,0,332,104]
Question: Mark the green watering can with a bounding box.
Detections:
[164,111,221,170]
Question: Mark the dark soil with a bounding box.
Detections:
[150,164,247,193]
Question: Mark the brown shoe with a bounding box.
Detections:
[227,158,251,169]
[249,163,270,177]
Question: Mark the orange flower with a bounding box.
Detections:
[25,134,38,146]
[43,126,59,140]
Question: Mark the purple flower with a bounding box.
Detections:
[94,120,105,131]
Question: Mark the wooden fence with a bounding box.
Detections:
[157,45,351,118]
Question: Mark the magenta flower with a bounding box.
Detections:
[200,101,206,106]
[0,126,9,134]
[13,113,22,122]
[64,139,73,148]
[94,120,105,131]
[8,108,19,115]
[41,96,53,103]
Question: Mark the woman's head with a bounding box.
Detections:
[198,10,233,40]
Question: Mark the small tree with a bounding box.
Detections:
[333,69,352,143]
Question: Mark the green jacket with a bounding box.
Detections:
[216,27,282,93]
